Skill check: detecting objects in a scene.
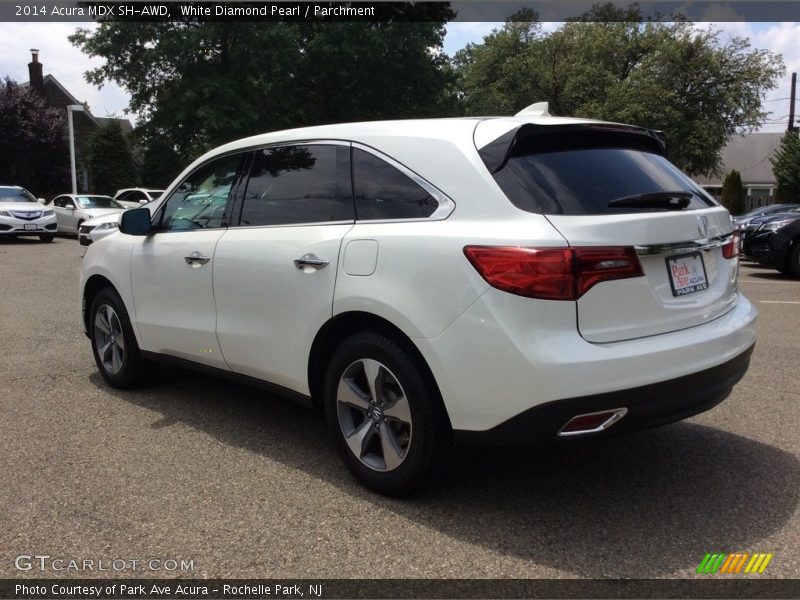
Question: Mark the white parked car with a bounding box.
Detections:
[79,202,159,246]
[113,188,166,208]
[48,194,126,235]
[79,110,757,495]
[0,185,57,242]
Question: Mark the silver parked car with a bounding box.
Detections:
[46,194,126,235]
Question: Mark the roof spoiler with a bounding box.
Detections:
[478,122,669,174]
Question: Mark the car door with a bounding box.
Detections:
[51,196,70,231]
[213,143,354,393]
[129,152,246,369]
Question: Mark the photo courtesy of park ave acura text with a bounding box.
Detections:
[1,1,800,598]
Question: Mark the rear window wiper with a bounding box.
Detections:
[607,191,693,210]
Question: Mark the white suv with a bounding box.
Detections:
[79,112,757,495]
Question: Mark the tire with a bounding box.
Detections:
[39,234,54,242]
[789,243,800,278]
[89,287,157,388]
[323,331,449,496]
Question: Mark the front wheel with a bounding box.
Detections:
[323,331,449,496]
[89,288,156,388]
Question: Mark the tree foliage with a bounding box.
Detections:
[770,132,800,202]
[70,14,455,162]
[0,78,69,195]
[88,120,138,195]
[721,170,746,215]
[453,5,785,175]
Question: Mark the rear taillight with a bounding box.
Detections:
[721,232,740,259]
[463,246,644,300]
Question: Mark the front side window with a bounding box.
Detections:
[161,154,243,231]
[239,145,352,227]
[54,196,73,208]
[352,149,439,220]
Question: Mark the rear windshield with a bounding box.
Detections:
[0,187,36,203]
[491,129,716,215]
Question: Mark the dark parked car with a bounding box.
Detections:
[733,203,800,231]
[742,210,800,276]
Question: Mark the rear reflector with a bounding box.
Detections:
[463,246,644,300]
[722,232,740,259]
[558,408,628,436]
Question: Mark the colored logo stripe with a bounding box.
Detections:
[698,553,773,574]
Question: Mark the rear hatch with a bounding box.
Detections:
[477,121,738,343]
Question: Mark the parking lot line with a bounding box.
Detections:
[759,300,800,305]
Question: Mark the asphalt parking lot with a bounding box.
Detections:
[1,236,799,580]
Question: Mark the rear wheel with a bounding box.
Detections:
[323,331,448,496]
[90,288,156,388]
[39,234,54,242]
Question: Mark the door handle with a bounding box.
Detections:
[184,251,211,266]
[294,253,329,270]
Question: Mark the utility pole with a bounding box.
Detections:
[790,72,797,134]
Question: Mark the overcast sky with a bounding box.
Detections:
[0,21,797,132]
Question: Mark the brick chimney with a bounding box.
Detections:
[28,49,43,93]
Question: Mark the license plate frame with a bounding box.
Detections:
[666,252,709,297]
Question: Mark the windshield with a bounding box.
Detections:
[75,196,123,209]
[490,129,716,215]
[0,187,37,203]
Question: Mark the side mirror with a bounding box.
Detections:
[139,199,149,205]
[37,198,45,204]
[119,207,152,236]
[65,205,75,210]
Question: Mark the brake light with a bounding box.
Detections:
[721,232,739,259]
[463,246,644,300]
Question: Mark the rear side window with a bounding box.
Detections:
[352,148,438,220]
[491,129,716,215]
[239,145,352,227]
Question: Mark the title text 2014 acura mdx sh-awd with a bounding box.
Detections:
[79,109,756,495]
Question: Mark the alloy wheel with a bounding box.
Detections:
[336,358,413,472]
[93,304,126,375]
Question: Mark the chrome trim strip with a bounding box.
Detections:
[634,233,734,256]
[557,408,628,437]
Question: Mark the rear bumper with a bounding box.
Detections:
[414,288,757,433]
[454,344,753,446]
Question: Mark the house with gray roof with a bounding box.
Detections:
[694,132,782,212]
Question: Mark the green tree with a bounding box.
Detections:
[453,5,784,175]
[721,170,746,215]
[139,131,182,189]
[70,14,455,162]
[88,120,138,195]
[0,78,69,195]
[770,132,800,202]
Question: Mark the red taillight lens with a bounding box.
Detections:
[463,246,643,300]
[721,232,739,259]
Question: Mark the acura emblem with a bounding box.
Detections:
[697,216,709,238]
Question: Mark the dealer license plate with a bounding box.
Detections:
[666,252,708,297]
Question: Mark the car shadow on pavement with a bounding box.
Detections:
[91,365,800,578]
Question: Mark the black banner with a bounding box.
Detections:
[3,1,800,22]
[3,579,800,599]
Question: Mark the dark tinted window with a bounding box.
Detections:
[492,130,716,215]
[239,145,352,226]
[352,148,438,220]
[54,196,74,208]
[161,153,243,231]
